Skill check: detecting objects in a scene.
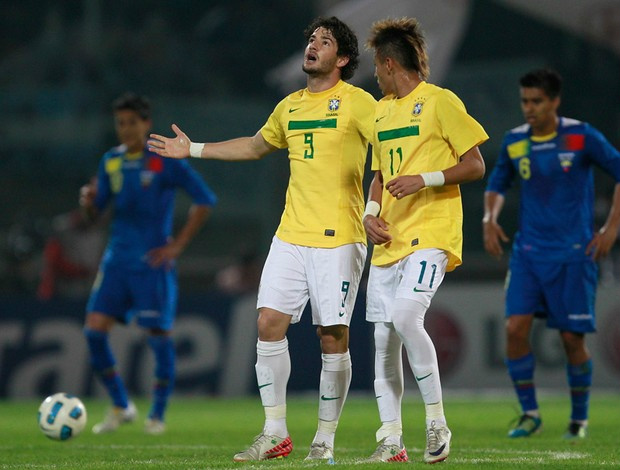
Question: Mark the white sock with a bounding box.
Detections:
[256,338,290,437]
[391,298,444,416]
[373,322,404,442]
[313,351,352,448]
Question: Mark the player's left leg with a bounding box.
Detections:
[561,331,591,440]
[135,267,178,435]
[551,259,596,440]
[305,242,366,462]
[302,324,350,463]
[391,298,451,463]
[391,249,450,463]
[145,329,175,435]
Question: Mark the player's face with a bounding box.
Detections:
[520,87,560,135]
[114,109,151,153]
[303,27,343,77]
[373,54,393,96]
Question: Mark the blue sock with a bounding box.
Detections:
[567,359,592,422]
[506,353,538,414]
[84,328,128,408]
[147,335,175,421]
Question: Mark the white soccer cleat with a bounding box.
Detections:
[424,421,451,464]
[232,433,293,462]
[92,401,137,434]
[305,441,335,464]
[144,417,166,435]
[363,437,409,462]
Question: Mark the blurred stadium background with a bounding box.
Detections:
[1,0,620,399]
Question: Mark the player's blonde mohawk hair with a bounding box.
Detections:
[366,17,430,81]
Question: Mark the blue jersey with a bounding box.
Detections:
[486,117,620,261]
[94,145,217,270]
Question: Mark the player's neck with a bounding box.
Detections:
[306,72,341,93]
[531,116,559,137]
[394,72,422,99]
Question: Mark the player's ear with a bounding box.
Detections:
[336,55,350,69]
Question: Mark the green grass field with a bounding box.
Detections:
[2,393,619,469]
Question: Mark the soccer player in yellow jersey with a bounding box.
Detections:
[149,17,376,463]
[362,18,488,464]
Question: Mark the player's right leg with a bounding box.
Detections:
[84,313,137,434]
[363,322,408,463]
[504,252,543,438]
[364,264,408,463]
[233,308,293,462]
[84,267,136,434]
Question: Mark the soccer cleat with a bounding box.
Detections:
[508,414,542,438]
[305,441,335,464]
[563,421,587,441]
[363,437,409,462]
[424,421,451,464]
[144,417,166,435]
[232,433,293,462]
[92,401,137,434]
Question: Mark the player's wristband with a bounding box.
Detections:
[189,142,205,158]
[420,171,445,187]
[363,200,381,219]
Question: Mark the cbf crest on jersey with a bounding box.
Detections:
[412,101,424,116]
[328,96,341,112]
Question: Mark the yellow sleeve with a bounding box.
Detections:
[351,89,377,143]
[260,98,288,149]
[436,89,489,156]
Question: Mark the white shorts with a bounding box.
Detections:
[257,236,367,326]
[366,248,448,323]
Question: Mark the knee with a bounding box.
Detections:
[85,312,114,332]
[506,318,530,345]
[257,309,289,341]
[317,325,348,353]
[560,331,586,356]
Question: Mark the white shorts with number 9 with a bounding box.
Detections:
[366,248,448,323]
[257,236,367,326]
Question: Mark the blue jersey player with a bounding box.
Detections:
[80,93,217,435]
[483,69,620,440]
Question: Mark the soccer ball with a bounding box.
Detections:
[37,393,87,441]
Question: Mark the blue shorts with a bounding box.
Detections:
[505,249,597,333]
[87,263,178,331]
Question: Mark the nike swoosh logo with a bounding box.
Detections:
[415,372,432,381]
[338,312,345,317]
[320,395,341,401]
[289,107,301,113]
[375,116,386,122]
[413,287,431,293]
[429,444,446,456]
[258,383,273,389]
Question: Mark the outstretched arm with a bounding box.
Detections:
[385,145,486,199]
[586,183,620,260]
[149,124,277,161]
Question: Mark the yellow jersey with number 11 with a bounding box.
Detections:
[261,80,376,248]
[371,81,488,269]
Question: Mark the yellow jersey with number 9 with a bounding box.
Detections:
[261,80,376,248]
[371,81,488,269]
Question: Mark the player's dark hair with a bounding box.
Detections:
[366,17,429,81]
[112,92,151,120]
[304,16,359,81]
[519,69,562,99]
